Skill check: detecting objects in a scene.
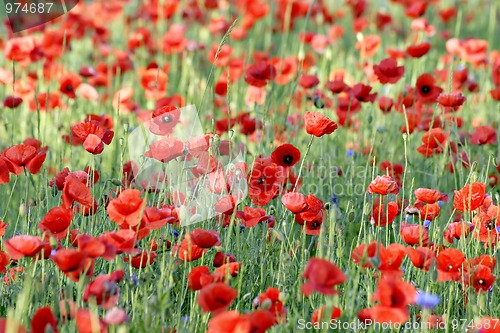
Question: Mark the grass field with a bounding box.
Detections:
[0,0,500,332]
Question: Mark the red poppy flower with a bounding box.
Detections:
[299,74,320,89]
[31,306,58,333]
[371,201,399,226]
[75,309,107,333]
[444,221,474,243]
[212,262,241,283]
[148,105,182,136]
[59,72,82,99]
[4,235,44,260]
[254,287,286,318]
[406,42,431,58]
[213,195,237,215]
[190,229,220,248]
[326,76,350,94]
[173,234,206,262]
[414,188,448,204]
[248,157,286,206]
[350,83,377,103]
[351,242,381,268]
[373,58,405,84]
[436,93,466,112]
[3,96,23,109]
[470,126,497,145]
[406,246,435,271]
[83,270,124,309]
[453,182,486,212]
[124,251,157,269]
[197,283,237,315]
[417,202,440,221]
[369,275,416,323]
[271,144,301,168]
[65,120,114,155]
[144,137,185,163]
[281,192,307,213]
[436,248,465,282]
[1,143,48,175]
[465,264,496,293]
[0,250,10,273]
[304,112,338,137]
[311,305,341,323]
[415,73,443,104]
[0,157,12,184]
[213,252,237,267]
[206,311,251,333]
[235,206,275,228]
[399,223,429,246]
[61,172,94,211]
[378,96,394,113]
[367,175,399,195]
[39,206,74,240]
[244,61,276,87]
[355,35,381,58]
[107,189,145,229]
[51,248,93,282]
[188,266,213,291]
[301,257,346,296]
[416,128,449,157]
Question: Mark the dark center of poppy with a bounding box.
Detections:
[65,84,73,92]
[485,220,495,230]
[310,221,320,228]
[421,85,431,94]
[162,115,173,123]
[283,154,294,165]
[447,264,454,271]
[257,178,265,185]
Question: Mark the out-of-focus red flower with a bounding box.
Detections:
[373,58,404,84]
[301,257,346,296]
[453,182,486,212]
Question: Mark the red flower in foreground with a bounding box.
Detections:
[248,157,286,206]
[31,306,58,333]
[4,235,44,260]
[271,144,301,168]
[301,257,346,296]
[75,309,107,333]
[415,73,443,104]
[304,112,338,137]
[436,248,465,282]
[367,175,399,195]
[367,275,416,323]
[39,206,74,240]
[453,182,486,212]
[51,248,93,282]
[1,142,48,176]
[83,270,125,309]
[197,283,237,315]
[373,58,405,84]
[414,188,448,204]
[399,223,429,246]
[106,189,145,229]
[64,120,114,155]
[281,192,307,213]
